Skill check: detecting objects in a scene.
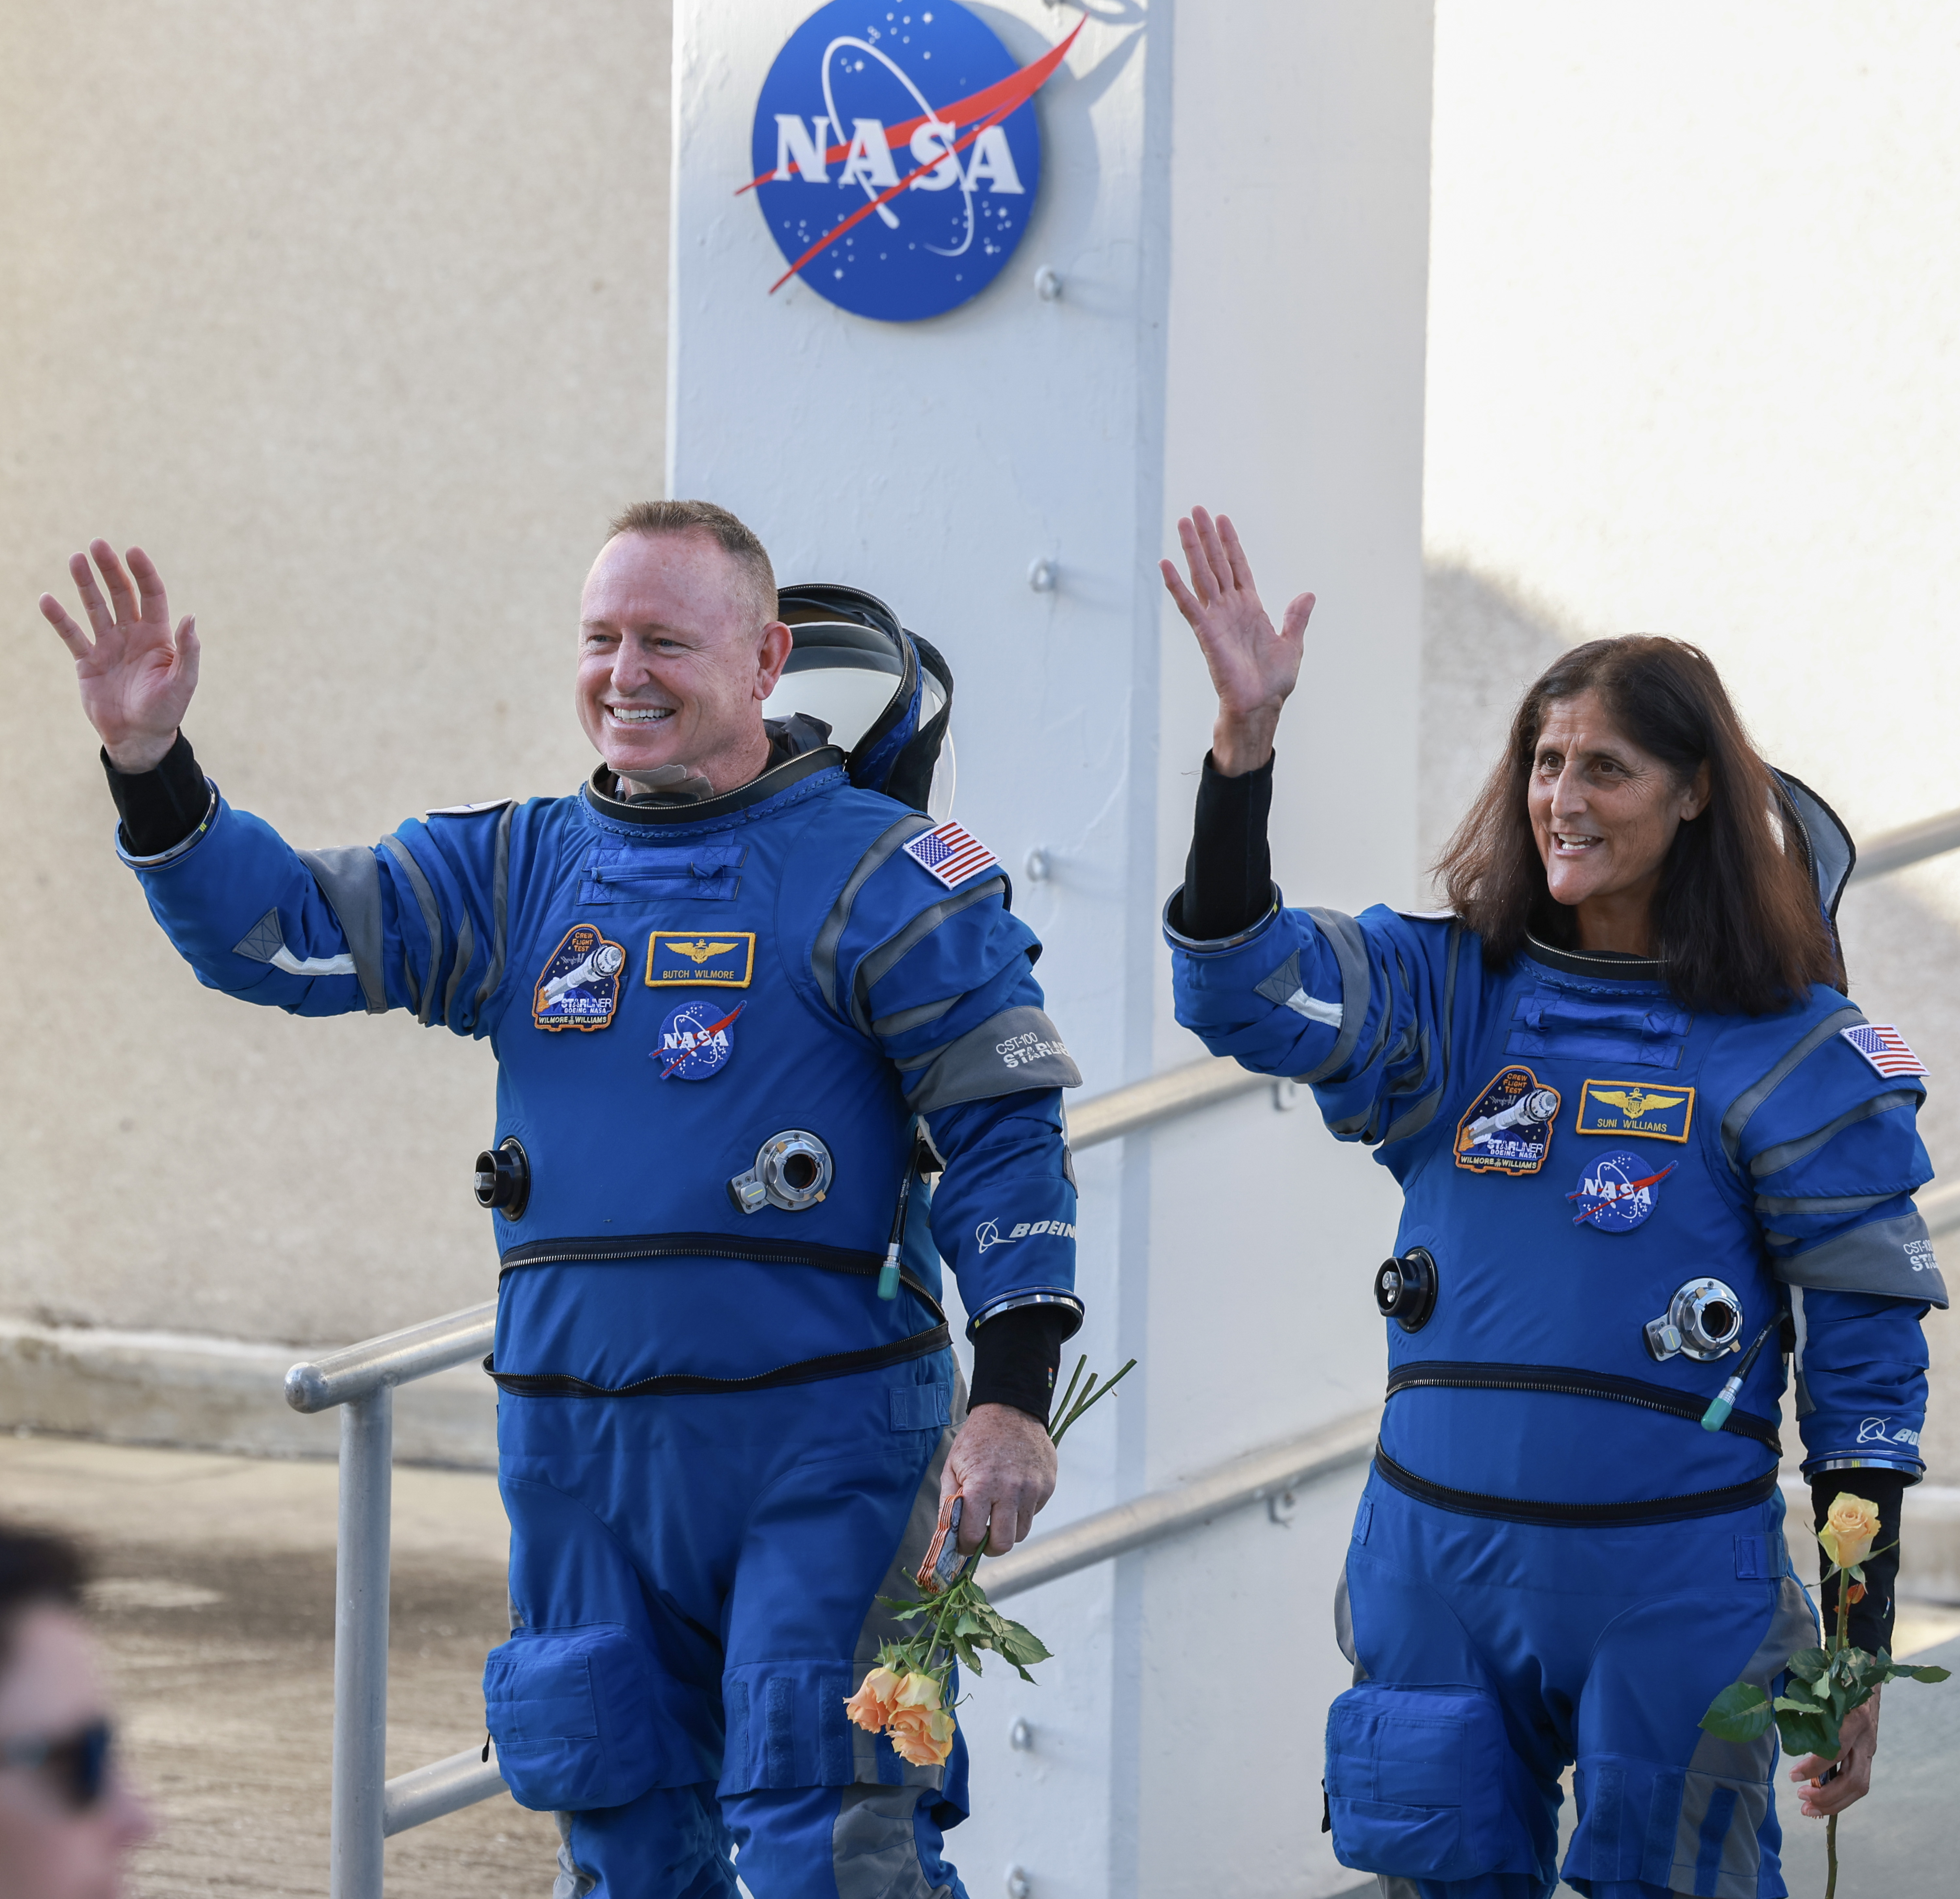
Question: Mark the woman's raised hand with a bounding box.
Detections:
[39,542,200,772]
[1159,506,1313,776]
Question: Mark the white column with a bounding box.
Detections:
[668,6,1431,1892]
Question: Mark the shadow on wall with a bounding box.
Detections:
[1420,558,1960,1476]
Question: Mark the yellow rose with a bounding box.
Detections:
[843,1665,905,1734]
[1818,1492,1882,1569]
[886,1671,957,1767]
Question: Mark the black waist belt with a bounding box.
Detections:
[498,1231,888,1274]
[1386,1360,1783,1456]
[1373,1446,1782,1527]
[488,1234,951,1399]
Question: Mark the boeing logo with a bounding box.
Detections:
[745,3,1081,322]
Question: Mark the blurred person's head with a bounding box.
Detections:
[0,1527,154,1899]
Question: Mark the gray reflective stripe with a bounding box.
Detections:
[906,1005,1083,1115]
[1377,1881,1423,1899]
[1774,1207,1949,1308]
[1720,1004,1865,1170]
[851,878,1008,1035]
[1670,1576,1814,1897]
[1749,1089,1922,1181]
[296,845,389,1015]
[832,1787,951,1899]
[813,813,935,1019]
[1332,1568,1356,1667]
[1381,923,1463,1147]
[1756,1189,1899,1217]
[1255,950,1344,1028]
[230,907,358,977]
[441,909,477,1026]
[475,802,515,1016]
[1298,908,1371,1085]
[378,834,444,1024]
[873,996,959,1038]
[849,1374,964,1789]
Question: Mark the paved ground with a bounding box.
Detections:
[7,1434,1955,1898]
[0,1434,558,1898]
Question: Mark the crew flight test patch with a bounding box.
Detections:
[532,925,627,1032]
[1454,1065,1560,1175]
[1575,1081,1695,1144]
[646,932,756,988]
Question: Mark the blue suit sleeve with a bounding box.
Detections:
[120,782,518,1036]
[1730,1017,1941,1475]
[1168,898,1462,1150]
[823,851,1081,1335]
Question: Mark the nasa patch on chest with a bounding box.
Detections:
[532,925,627,1032]
[653,999,743,1081]
[1454,1065,1560,1175]
[1569,1148,1676,1232]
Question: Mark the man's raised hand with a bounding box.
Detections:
[39,541,199,772]
[1158,506,1313,777]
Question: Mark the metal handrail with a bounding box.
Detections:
[1848,807,1960,883]
[285,1302,498,1414]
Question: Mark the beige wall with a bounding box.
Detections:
[0,0,670,1345]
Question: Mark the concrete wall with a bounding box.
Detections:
[1419,0,1960,1491]
[0,0,671,1352]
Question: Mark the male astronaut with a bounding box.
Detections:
[40,503,1083,1899]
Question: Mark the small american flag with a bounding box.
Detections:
[903,821,1000,889]
[1841,1023,1928,1080]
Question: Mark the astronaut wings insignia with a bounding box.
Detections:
[1576,1080,1696,1143]
[646,931,756,988]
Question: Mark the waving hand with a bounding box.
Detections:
[40,541,199,772]
[1159,506,1313,776]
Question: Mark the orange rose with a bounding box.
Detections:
[886,1671,957,1768]
[1819,1492,1883,1569]
[843,1666,905,1734]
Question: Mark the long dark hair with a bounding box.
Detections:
[1435,636,1842,1015]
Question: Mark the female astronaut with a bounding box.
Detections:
[1160,508,1942,1899]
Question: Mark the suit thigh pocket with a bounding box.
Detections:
[484,1624,664,1812]
[1325,1682,1531,1882]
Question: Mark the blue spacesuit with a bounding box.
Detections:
[1167,876,1944,1899]
[112,610,1082,1898]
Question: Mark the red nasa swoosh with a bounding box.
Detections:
[743,16,1085,294]
[660,1000,745,1077]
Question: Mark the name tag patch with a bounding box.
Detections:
[1454,1065,1560,1175]
[646,932,756,988]
[1576,1080,1696,1144]
[532,925,626,1032]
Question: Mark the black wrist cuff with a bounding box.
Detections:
[103,731,207,858]
[1813,1469,1907,1654]
[1181,750,1275,941]
[968,1304,1077,1427]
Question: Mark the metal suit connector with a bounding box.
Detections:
[728,1131,833,1214]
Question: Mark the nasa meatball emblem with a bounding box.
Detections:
[1568,1149,1676,1232]
[654,1000,744,1081]
[745,3,1080,321]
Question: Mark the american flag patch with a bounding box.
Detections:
[902,822,1000,889]
[1841,1023,1929,1080]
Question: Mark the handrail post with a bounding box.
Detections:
[331,1386,394,1899]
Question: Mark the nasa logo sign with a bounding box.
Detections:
[745,3,1081,322]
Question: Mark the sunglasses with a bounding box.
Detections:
[0,1719,114,1810]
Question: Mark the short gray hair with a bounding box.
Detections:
[607,500,777,628]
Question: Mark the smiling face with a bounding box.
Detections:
[575,531,793,795]
[1527,689,1710,950]
[0,1607,155,1899]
